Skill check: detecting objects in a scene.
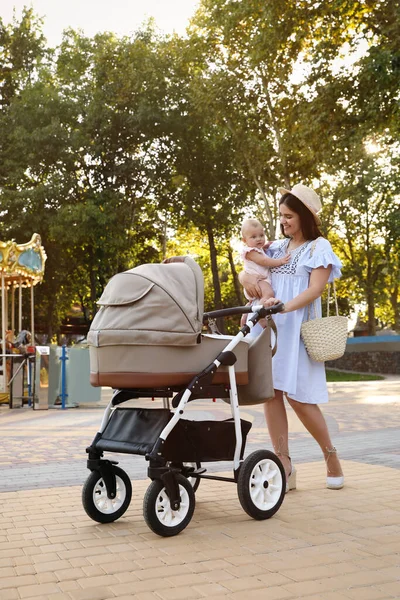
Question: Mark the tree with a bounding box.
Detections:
[188,0,336,237]
[153,34,251,330]
[2,2,399,339]
[0,8,50,193]
[321,146,400,335]
[1,21,181,335]
[50,28,174,319]
[292,0,400,332]
[385,206,400,331]
[166,224,244,333]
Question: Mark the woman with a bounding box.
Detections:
[240,184,344,491]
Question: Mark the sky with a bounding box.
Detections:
[2,0,201,46]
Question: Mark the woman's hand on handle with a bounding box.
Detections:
[262,297,286,312]
[262,297,279,307]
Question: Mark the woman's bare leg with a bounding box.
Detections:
[263,390,291,477]
[286,397,343,477]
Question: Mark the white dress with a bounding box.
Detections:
[248,237,342,404]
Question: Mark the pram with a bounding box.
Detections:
[83,256,286,537]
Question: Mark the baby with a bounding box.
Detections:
[240,218,290,303]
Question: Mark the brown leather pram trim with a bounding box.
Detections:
[90,371,249,388]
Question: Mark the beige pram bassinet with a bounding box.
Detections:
[83,256,286,537]
[88,256,274,403]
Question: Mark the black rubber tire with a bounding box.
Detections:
[143,473,195,537]
[237,450,285,520]
[82,466,132,524]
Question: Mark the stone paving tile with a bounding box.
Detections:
[0,379,399,598]
[1,379,400,494]
[0,460,399,599]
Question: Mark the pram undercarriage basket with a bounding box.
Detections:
[83,256,286,537]
[92,405,252,462]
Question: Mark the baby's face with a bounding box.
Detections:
[243,225,265,248]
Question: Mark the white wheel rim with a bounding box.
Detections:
[248,458,283,510]
[155,484,190,527]
[93,475,126,514]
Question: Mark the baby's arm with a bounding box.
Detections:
[246,249,290,268]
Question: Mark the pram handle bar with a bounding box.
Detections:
[203,302,284,323]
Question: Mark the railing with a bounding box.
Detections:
[0,353,36,409]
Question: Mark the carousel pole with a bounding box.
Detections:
[18,278,22,332]
[5,285,8,335]
[1,274,5,393]
[30,284,35,344]
[11,283,15,334]
[30,284,35,408]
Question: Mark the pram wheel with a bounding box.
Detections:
[82,466,132,524]
[143,473,195,537]
[237,450,285,520]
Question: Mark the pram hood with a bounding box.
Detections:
[88,256,204,347]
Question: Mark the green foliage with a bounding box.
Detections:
[325,369,384,382]
[0,2,399,338]
[166,226,243,333]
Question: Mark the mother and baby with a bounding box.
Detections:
[239,183,344,492]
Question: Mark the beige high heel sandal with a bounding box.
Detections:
[325,447,344,490]
[276,451,297,493]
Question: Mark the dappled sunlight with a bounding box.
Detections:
[328,381,400,406]
[361,395,400,405]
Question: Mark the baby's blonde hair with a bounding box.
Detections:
[241,218,263,238]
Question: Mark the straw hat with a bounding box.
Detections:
[278,183,322,225]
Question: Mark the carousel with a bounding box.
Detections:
[0,233,47,405]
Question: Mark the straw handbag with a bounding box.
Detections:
[300,242,348,362]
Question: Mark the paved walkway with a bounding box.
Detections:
[0,378,399,599]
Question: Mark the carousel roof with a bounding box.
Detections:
[0,233,46,286]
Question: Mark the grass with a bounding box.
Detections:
[326,369,385,382]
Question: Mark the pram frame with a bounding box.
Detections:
[84,302,285,535]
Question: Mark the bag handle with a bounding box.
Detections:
[267,316,278,356]
[326,280,340,318]
[306,238,339,321]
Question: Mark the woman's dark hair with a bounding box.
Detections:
[279,193,323,240]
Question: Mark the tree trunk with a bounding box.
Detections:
[79,293,91,327]
[366,285,376,336]
[251,174,275,240]
[259,74,291,188]
[88,248,98,321]
[161,215,168,261]
[46,304,54,342]
[390,281,399,332]
[227,246,244,305]
[224,117,275,238]
[206,222,224,333]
